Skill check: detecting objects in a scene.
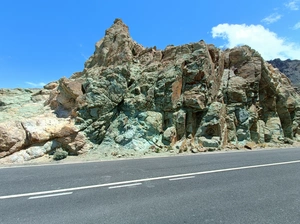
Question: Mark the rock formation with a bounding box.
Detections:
[268,59,300,89]
[1,19,300,163]
[0,88,90,163]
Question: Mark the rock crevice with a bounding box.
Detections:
[1,19,300,163]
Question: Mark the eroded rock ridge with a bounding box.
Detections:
[268,58,300,90]
[1,19,300,163]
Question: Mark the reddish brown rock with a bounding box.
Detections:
[1,19,300,163]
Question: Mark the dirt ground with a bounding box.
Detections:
[2,141,299,167]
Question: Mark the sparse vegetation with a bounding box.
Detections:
[53,148,68,161]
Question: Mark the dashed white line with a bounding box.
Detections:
[108,183,142,189]
[169,176,195,181]
[28,192,73,200]
[1,159,300,200]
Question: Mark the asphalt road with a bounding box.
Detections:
[1,147,300,224]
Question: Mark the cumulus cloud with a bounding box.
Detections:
[211,23,300,60]
[292,21,300,29]
[285,0,299,10]
[26,82,46,87]
[262,13,282,24]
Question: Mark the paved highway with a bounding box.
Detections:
[1,148,300,224]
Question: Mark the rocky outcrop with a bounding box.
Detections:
[268,59,300,89]
[1,19,300,163]
[0,88,90,163]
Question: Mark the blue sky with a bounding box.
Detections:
[0,0,299,88]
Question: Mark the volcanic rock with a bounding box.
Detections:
[268,59,300,89]
[1,18,300,163]
[0,89,90,163]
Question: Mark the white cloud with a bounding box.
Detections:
[262,13,282,24]
[285,0,299,10]
[211,23,300,60]
[292,21,300,29]
[25,82,46,87]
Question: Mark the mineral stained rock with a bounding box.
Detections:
[268,58,300,89]
[1,18,300,163]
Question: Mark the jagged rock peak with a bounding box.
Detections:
[103,18,130,42]
[1,18,300,164]
[109,18,130,34]
[83,18,144,69]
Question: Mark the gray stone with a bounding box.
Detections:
[1,19,300,163]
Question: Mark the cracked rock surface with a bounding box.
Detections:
[1,19,300,163]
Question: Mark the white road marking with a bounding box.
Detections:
[28,192,73,200]
[169,176,195,181]
[108,183,142,189]
[1,159,300,200]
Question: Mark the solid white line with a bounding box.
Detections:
[1,159,300,200]
[108,183,142,189]
[169,176,195,181]
[28,192,73,200]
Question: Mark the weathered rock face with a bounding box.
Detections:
[268,59,300,89]
[1,19,300,163]
[0,88,90,163]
